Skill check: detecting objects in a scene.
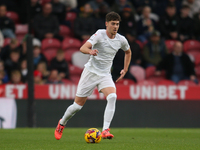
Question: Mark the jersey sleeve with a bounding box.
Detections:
[87,30,101,46]
[121,36,130,51]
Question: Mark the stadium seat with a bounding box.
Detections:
[62,79,73,84]
[195,54,200,66]
[165,40,177,52]
[41,38,61,51]
[195,66,200,77]
[130,66,145,82]
[187,51,200,62]
[157,79,176,85]
[137,80,156,86]
[69,64,83,76]
[72,51,90,69]
[178,80,197,86]
[3,38,11,47]
[15,24,28,43]
[40,0,51,5]
[65,49,79,62]
[183,40,200,52]
[70,75,80,84]
[59,25,72,37]
[116,79,135,85]
[62,37,82,50]
[65,12,77,22]
[6,11,19,24]
[135,40,144,49]
[145,66,165,83]
[42,48,58,62]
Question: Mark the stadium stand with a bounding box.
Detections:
[62,37,81,50]
[165,40,177,52]
[15,24,28,43]
[178,80,197,86]
[59,25,72,37]
[6,11,19,24]
[157,79,176,86]
[129,66,145,82]
[137,80,156,86]
[41,38,61,51]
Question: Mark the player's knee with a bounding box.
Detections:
[106,93,117,103]
[73,102,83,111]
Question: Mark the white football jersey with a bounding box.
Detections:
[85,29,130,76]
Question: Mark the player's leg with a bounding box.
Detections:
[54,96,87,140]
[101,87,116,139]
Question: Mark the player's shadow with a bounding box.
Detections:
[0,117,5,128]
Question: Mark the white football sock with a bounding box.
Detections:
[60,102,83,126]
[103,93,117,131]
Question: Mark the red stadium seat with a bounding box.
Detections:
[41,38,61,51]
[130,66,145,82]
[62,79,73,84]
[59,25,72,37]
[135,40,144,49]
[165,40,177,52]
[40,0,51,5]
[64,49,79,62]
[145,66,165,83]
[178,80,197,86]
[187,50,200,62]
[65,12,77,22]
[70,75,80,84]
[42,48,58,62]
[183,40,200,52]
[6,11,19,24]
[3,38,11,47]
[148,76,165,84]
[195,54,200,66]
[157,79,176,85]
[137,80,156,86]
[116,79,135,85]
[69,64,83,76]
[195,66,200,77]
[15,24,28,43]
[62,37,81,50]
[146,66,156,78]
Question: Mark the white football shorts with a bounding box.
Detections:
[76,67,116,97]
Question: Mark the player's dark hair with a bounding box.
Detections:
[106,11,121,22]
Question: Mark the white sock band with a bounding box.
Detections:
[60,102,82,125]
[103,93,117,131]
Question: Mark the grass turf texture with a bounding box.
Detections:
[0,128,200,150]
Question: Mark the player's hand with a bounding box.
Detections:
[116,69,127,82]
[89,49,99,56]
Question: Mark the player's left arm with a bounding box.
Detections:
[116,48,132,82]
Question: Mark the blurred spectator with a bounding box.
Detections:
[112,49,137,83]
[88,0,109,14]
[36,61,50,81]
[60,0,77,9]
[50,49,69,79]
[34,70,44,84]
[4,49,20,76]
[33,3,62,41]
[94,3,109,30]
[32,38,47,68]
[0,60,9,83]
[179,5,194,42]
[20,59,28,83]
[154,0,182,17]
[182,0,200,18]
[143,31,168,67]
[46,69,63,84]
[193,10,200,40]
[159,4,180,40]
[19,0,42,23]
[0,0,18,12]
[137,6,157,42]
[18,35,28,60]
[74,3,95,40]
[0,5,15,38]
[51,0,67,25]
[0,30,4,50]
[119,7,137,39]
[156,41,198,84]
[10,70,22,84]
[111,0,135,15]
[0,38,18,61]
[0,70,5,85]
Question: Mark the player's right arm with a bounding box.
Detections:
[80,42,99,56]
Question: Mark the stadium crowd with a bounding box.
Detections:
[0,0,200,85]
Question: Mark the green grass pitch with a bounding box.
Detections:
[0,128,200,150]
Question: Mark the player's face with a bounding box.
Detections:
[106,21,120,35]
